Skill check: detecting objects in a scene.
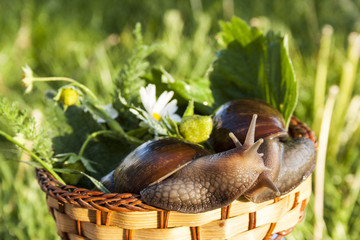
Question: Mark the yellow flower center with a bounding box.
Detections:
[152,113,162,121]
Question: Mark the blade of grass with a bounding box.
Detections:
[222,0,234,20]
[329,33,360,157]
[314,85,339,240]
[313,25,333,135]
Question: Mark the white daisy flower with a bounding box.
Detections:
[22,65,34,93]
[140,84,181,122]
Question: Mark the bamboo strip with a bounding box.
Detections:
[81,222,124,240]
[133,227,192,240]
[54,210,78,235]
[68,233,90,240]
[229,199,271,218]
[168,208,221,227]
[47,195,60,210]
[105,211,158,229]
[273,203,303,233]
[255,196,293,227]
[199,213,249,239]
[228,223,271,240]
[65,203,97,223]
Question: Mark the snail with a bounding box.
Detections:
[101,114,270,213]
[209,99,316,203]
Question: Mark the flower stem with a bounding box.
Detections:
[78,130,115,157]
[0,130,66,185]
[32,77,98,100]
[83,101,144,145]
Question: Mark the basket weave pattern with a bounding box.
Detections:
[36,116,316,240]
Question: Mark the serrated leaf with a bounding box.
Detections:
[146,68,214,112]
[218,17,262,47]
[210,17,298,128]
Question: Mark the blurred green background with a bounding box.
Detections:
[1,0,360,239]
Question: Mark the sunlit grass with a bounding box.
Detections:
[1,0,360,239]
[0,143,58,240]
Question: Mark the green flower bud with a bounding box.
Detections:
[62,161,85,185]
[55,88,79,110]
[180,115,213,143]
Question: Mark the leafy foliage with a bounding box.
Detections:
[115,23,160,107]
[210,17,297,128]
[0,97,53,160]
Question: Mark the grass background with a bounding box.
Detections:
[1,0,360,239]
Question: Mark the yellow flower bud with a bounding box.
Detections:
[56,88,80,110]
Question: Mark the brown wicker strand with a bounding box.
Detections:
[191,226,200,240]
[221,204,232,220]
[249,212,257,230]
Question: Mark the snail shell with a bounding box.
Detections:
[210,99,316,203]
[102,114,269,213]
[210,99,288,153]
[102,138,211,194]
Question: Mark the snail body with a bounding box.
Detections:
[210,99,316,203]
[244,137,316,202]
[102,115,268,213]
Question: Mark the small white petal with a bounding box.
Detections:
[162,99,181,122]
[169,113,182,122]
[97,118,106,123]
[129,108,140,115]
[22,65,33,76]
[162,99,178,115]
[103,104,119,119]
[152,91,174,115]
[140,86,155,113]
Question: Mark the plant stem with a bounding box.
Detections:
[0,130,66,185]
[78,130,115,157]
[83,101,144,145]
[32,76,144,145]
[32,77,98,100]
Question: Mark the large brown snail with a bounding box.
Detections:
[101,99,316,213]
[102,114,268,213]
[209,99,316,203]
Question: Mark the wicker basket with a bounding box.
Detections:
[36,116,317,240]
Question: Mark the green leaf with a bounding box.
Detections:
[54,168,110,193]
[169,77,214,107]
[210,17,298,128]
[50,104,134,180]
[146,68,214,113]
[54,153,98,173]
[217,17,263,47]
[183,100,194,117]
